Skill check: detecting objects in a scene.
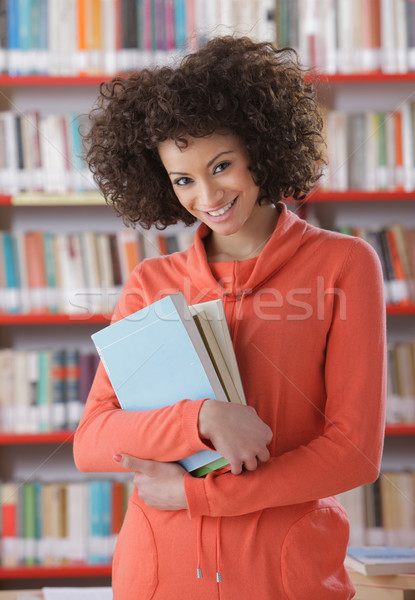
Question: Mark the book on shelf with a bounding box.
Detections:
[275,0,415,74]
[345,546,415,576]
[322,103,415,194]
[337,470,415,548]
[0,0,275,77]
[0,347,99,434]
[0,229,195,316]
[0,478,132,567]
[91,292,245,477]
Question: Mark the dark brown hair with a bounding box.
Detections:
[84,35,325,229]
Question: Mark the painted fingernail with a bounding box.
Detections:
[113,454,122,463]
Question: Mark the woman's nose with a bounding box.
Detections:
[198,180,224,208]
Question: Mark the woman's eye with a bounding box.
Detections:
[174,177,193,186]
[213,161,231,174]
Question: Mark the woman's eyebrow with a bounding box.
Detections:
[168,150,235,176]
[206,150,234,167]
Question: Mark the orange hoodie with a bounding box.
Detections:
[74,203,386,600]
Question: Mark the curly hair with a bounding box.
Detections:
[84,35,325,229]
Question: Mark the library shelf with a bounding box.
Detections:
[0,565,111,580]
[0,313,111,325]
[0,432,74,445]
[0,75,110,87]
[314,71,415,84]
[385,424,415,436]
[385,305,415,316]
[306,190,415,203]
[0,192,104,207]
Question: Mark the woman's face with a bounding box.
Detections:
[158,132,261,238]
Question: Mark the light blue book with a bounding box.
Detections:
[346,546,415,575]
[91,293,230,477]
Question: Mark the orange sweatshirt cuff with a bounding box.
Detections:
[181,398,213,455]
[184,472,210,518]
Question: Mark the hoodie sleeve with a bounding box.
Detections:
[73,267,211,473]
[184,238,387,518]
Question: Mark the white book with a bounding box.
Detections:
[401,101,414,191]
[101,0,117,75]
[394,0,408,73]
[13,351,31,433]
[0,349,15,432]
[97,233,117,311]
[66,482,87,563]
[380,0,396,73]
[80,232,103,314]
[364,112,379,191]
[326,110,348,191]
[58,0,78,75]
[321,0,337,74]
[27,350,40,433]
[337,0,353,74]
[261,0,277,43]
[337,486,367,546]
[190,299,246,406]
[47,0,61,75]
[385,110,396,190]
[0,111,19,194]
[55,233,75,313]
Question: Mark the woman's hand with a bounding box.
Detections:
[113,454,188,511]
[198,400,273,475]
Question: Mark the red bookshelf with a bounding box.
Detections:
[385,424,415,436]
[0,564,111,580]
[306,190,415,203]
[0,432,75,445]
[314,71,415,83]
[0,75,110,87]
[386,305,415,316]
[0,313,111,325]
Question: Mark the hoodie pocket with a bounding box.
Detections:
[112,497,158,599]
[281,501,354,600]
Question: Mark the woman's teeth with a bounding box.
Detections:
[207,198,237,217]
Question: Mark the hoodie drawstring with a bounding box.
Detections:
[196,516,203,579]
[196,516,223,583]
[216,516,222,583]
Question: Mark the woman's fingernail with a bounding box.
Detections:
[113,454,122,463]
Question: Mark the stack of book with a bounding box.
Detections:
[92,292,246,477]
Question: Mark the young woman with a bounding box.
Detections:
[73,36,386,599]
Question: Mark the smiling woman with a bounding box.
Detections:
[83,35,324,230]
[158,132,279,262]
[74,35,386,600]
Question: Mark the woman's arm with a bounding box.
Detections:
[73,268,273,474]
[184,238,387,518]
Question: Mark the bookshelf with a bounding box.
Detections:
[0,0,415,590]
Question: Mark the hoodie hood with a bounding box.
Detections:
[185,202,308,299]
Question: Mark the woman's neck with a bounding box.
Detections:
[205,203,280,263]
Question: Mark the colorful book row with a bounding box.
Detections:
[321,102,415,194]
[0,478,133,567]
[0,110,93,195]
[0,228,194,315]
[329,223,415,307]
[387,340,415,425]
[337,470,415,548]
[276,0,415,74]
[0,0,275,77]
[0,348,98,433]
